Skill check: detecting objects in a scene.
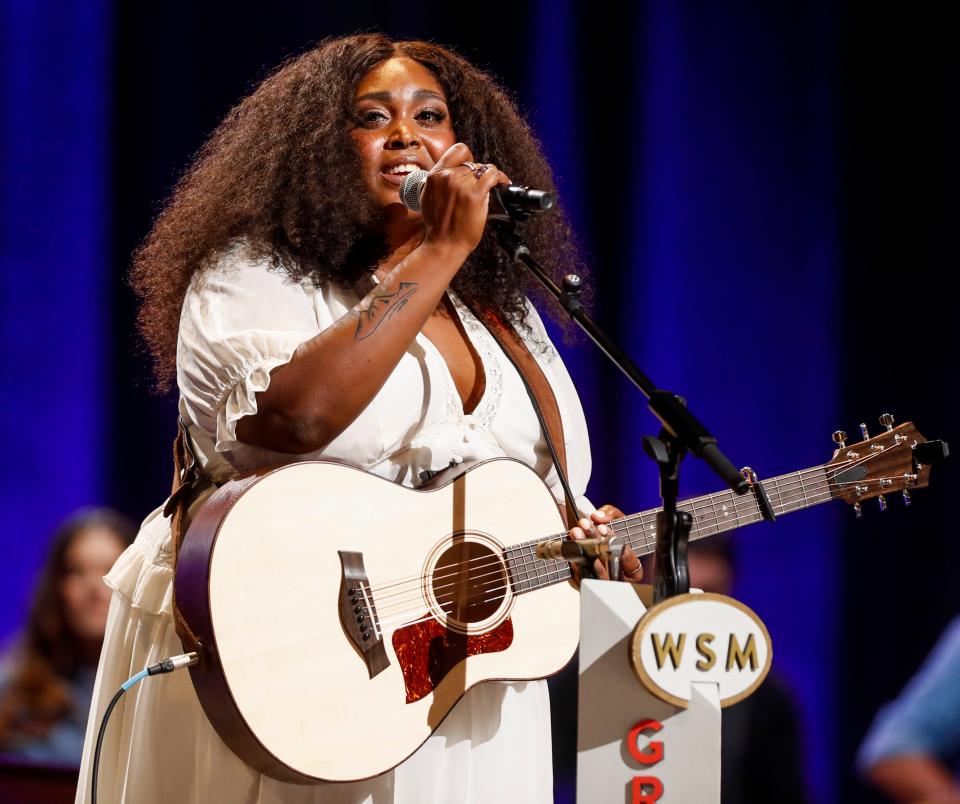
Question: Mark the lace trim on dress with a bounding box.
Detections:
[448,293,504,430]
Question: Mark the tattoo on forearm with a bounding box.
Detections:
[355,282,419,340]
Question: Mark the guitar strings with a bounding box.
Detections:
[366,460,844,606]
[373,473,830,613]
[378,478,912,632]
[373,484,840,623]
[370,439,908,603]
[373,481,864,633]
[367,446,904,620]
[373,472,851,616]
[611,440,899,534]
[365,461,837,599]
[370,467,850,614]
[488,438,899,577]
[497,454,876,589]
[370,470,829,610]
[378,474,844,618]
[375,477,836,630]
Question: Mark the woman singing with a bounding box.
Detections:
[77,33,641,803]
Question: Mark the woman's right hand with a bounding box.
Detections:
[419,142,511,259]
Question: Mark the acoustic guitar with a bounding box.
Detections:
[174,417,946,783]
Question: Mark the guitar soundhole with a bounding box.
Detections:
[431,541,505,626]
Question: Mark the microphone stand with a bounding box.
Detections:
[492,219,749,603]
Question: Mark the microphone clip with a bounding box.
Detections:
[489,185,555,222]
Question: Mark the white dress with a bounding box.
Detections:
[75,249,593,804]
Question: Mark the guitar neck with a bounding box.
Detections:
[505,463,834,594]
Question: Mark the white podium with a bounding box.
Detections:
[576,581,722,804]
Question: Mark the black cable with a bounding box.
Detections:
[92,686,125,804]
[90,652,198,804]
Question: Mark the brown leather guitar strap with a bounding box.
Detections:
[465,301,580,529]
[164,419,203,653]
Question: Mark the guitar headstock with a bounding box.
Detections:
[826,415,949,515]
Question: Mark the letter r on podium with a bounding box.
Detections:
[631,776,664,803]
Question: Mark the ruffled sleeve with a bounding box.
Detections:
[177,252,321,454]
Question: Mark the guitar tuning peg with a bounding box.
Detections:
[832,430,848,449]
[854,502,863,519]
[878,494,887,512]
[902,489,912,506]
[860,423,870,440]
[879,413,895,432]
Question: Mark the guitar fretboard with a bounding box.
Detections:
[504,464,833,594]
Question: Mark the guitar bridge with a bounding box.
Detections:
[337,551,388,679]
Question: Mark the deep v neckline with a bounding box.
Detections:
[420,293,487,416]
[359,274,493,418]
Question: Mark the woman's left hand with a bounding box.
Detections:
[569,504,644,583]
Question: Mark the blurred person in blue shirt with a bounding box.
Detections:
[0,508,133,764]
[858,616,960,803]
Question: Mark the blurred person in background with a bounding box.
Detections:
[686,536,809,804]
[858,616,960,803]
[0,509,134,764]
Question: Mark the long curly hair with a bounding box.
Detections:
[0,509,134,749]
[130,33,584,391]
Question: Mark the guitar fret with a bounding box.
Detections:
[689,499,705,539]
[708,492,721,537]
[746,483,764,524]
[717,491,732,533]
[688,505,702,540]
[506,545,532,594]
[531,558,543,589]
[513,556,526,593]
[524,551,539,591]
[771,476,785,515]
[639,516,656,553]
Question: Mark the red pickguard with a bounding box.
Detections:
[392,615,514,703]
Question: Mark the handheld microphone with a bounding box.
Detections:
[399,169,555,220]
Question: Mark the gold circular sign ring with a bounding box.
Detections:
[628,592,773,709]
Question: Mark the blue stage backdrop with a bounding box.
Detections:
[626,5,840,801]
[525,4,841,800]
[0,1,112,637]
